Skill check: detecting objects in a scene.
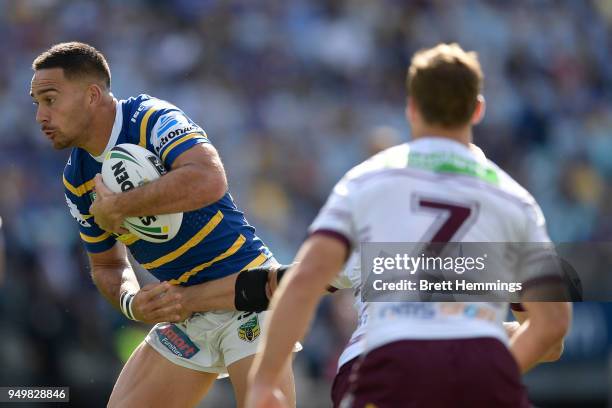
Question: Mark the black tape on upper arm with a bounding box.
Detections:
[234,267,270,312]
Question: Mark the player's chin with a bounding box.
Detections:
[52,138,72,150]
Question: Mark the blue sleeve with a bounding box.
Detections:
[149,110,210,168]
[64,191,116,253]
[78,223,117,253]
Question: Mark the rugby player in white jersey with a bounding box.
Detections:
[246,43,571,408]
[329,255,566,407]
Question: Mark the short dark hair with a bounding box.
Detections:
[32,42,111,88]
[407,43,483,128]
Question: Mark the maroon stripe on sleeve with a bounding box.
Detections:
[510,303,525,312]
[311,229,351,250]
[310,229,352,258]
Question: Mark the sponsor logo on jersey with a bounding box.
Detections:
[376,303,436,320]
[156,115,179,137]
[158,125,196,150]
[374,302,496,323]
[130,104,147,123]
[439,302,497,322]
[65,195,91,227]
[154,113,199,151]
[238,315,260,342]
[155,324,199,359]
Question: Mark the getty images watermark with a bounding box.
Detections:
[370,251,523,294]
[360,242,592,303]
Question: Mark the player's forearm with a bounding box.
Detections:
[183,274,237,312]
[252,269,323,385]
[112,163,226,217]
[91,264,140,310]
[252,236,347,384]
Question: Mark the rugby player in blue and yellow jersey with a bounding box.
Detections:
[30,42,295,408]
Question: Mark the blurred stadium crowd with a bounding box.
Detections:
[0,0,611,406]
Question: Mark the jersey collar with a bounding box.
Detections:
[410,136,486,162]
[91,98,123,163]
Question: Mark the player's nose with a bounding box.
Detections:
[35,106,49,124]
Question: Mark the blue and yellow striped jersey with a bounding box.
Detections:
[63,94,271,285]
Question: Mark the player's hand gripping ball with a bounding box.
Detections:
[100,143,183,242]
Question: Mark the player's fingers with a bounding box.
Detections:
[146,291,182,312]
[143,281,171,299]
[93,174,112,196]
[135,283,167,307]
[132,286,158,319]
[138,284,177,315]
[148,304,182,323]
[140,282,160,292]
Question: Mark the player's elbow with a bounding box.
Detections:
[535,309,571,347]
[541,340,565,362]
[526,301,572,342]
[542,315,570,344]
[552,304,572,340]
[209,174,228,202]
[193,169,227,205]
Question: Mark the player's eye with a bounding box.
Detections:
[46,97,56,105]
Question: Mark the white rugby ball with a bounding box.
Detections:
[101,143,183,243]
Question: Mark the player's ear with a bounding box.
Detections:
[471,94,486,125]
[87,83,103,106]
[406,97,417,124]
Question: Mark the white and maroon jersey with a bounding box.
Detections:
[329,254,369,369]
[310,137,553,353]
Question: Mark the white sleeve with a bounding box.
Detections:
[517,200,561,285]
[308,176,357,250]
[524,200,550,243]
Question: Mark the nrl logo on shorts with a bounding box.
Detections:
[238,315,260,342]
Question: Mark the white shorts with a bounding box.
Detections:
[145,257,300,376]
[145,309,269,376]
